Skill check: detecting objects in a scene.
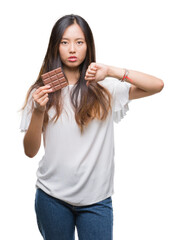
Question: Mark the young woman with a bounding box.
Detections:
[20,14,164,240]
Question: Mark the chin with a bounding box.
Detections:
[67,61,82,68]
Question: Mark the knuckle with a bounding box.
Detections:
[33,95,37,101]
[91,62,95,68]
[42,90,48,94]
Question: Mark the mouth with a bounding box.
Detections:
[68,56,77,62]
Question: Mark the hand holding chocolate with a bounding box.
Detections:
[41,67,68,92]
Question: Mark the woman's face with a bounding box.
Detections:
[59,23,87,70]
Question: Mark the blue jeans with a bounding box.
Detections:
[35,188,113,240]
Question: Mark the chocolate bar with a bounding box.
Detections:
[41,67,68,92]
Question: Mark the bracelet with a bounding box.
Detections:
[120,68,129,82]
[120,68,133,83]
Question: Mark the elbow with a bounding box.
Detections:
[156,79,164,93]
[23,135,39,158]
[24,149,36,158]
[151,78,164,94]
[23,141,38,158]
[25,152,36,158]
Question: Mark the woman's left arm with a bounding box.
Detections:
[85,63,164,100]
[107,66,164,100]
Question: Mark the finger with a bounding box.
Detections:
[39,93,49,103]
[37,84,51,91]
[85,72,96,80]
[35,92,49,104]
[88,63,97,71]
[34,87,52,99]
[90,66,97,71]
[90,62,98,70]
[85,77,96,81]
[85,70,96,78]
[33,91,46,103]
[35,85,52,94]
[40,96,49,106]
[34,95,49,110]
[88,69,97,75]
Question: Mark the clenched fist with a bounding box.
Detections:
[85,63,109,86]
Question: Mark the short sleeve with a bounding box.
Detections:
[19,91,34,132]
[112,79,131,123]
[98,78,131,123]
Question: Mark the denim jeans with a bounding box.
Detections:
[35,188,113,240]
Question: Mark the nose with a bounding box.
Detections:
[69,43,76,53]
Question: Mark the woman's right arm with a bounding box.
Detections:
[23,85,52,158]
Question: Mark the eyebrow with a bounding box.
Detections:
[61,37,85,40]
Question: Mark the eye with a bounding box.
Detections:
[60,41,68,45]
[77,41,84,45]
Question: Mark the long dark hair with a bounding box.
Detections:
[23,14,112,133]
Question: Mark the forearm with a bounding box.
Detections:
[23,109,45,158]
[107,66,164,93]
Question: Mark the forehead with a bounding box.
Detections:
[62,24,85,39]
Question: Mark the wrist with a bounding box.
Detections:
[33,106,45,115]
[107,66,125,79]
[33,100,46,113]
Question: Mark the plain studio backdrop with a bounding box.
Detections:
[0,0,182,239]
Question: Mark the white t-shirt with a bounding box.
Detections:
[20,78,131,206]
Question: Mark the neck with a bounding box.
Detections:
[63,66,80,85]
